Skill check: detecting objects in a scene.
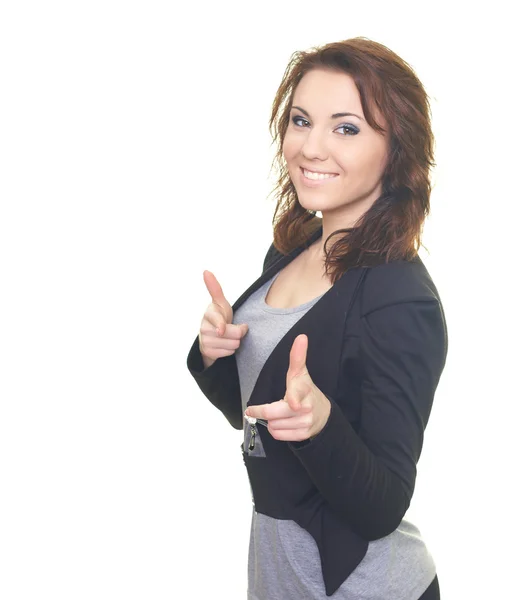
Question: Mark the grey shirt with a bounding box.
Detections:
[232,272,437,600]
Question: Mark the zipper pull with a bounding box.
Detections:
[248,424,256,451]
[245,414,268,427]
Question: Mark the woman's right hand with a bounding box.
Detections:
[198,270,249,369]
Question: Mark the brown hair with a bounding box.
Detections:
[267,36,436,283]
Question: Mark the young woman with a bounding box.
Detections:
[187,37,447,600]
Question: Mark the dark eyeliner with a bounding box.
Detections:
[337,124,359,135]
[291,115,359,135]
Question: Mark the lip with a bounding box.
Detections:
[299,166,339,187]
[300,166,338,175]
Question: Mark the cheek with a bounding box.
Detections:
[282,142,289,162]
[343,145,386,178]
[364,139,388,175]
[282,132,299,160]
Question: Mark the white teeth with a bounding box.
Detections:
[302,168,337,180]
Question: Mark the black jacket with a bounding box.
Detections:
[186,224,448,596]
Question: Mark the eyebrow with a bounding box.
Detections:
[291,105,364,121]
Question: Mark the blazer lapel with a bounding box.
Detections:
[230,226,367,412]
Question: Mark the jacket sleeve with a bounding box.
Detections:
[288,298,448,541]
[186,242,280,430]
[186,334,243,430]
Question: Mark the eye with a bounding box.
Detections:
[334,124,359,136]
[291,115,359,136]
[292,116,309,128]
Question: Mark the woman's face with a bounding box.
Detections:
[283,69,389,224]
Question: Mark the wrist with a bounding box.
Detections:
[202,354,216,369]
[311,392,332,439]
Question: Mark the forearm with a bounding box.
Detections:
[288,396,410,541]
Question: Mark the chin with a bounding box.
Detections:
[296,196,335,212]
[296,190,337,210]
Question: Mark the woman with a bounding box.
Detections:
[187,37,446,599]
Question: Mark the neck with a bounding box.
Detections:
[310,218,357,258]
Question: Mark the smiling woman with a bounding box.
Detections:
[283,70,389,217]
[187,36,445,600]
[268,38,436,283]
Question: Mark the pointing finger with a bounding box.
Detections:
[245,399,310,421]
[203,270,228,309]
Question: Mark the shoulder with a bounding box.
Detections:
[357,257,448,372]
[360,255,443,316]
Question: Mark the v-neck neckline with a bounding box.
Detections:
[231,224,324,315]
[261,271,328,314]
[239,224,368,409]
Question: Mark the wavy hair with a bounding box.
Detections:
[267,37,436,283]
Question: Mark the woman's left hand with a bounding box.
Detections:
[244,334,331,442]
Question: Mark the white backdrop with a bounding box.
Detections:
[1,1,521,598]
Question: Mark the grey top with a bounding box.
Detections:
[232,272,437,599]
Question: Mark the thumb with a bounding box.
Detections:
[284,334,309,412]
[287,334,309,380]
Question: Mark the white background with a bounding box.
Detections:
[1,1,521,598]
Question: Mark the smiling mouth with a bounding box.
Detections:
[300,167,339,181]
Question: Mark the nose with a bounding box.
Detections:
[300,128,329,161]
